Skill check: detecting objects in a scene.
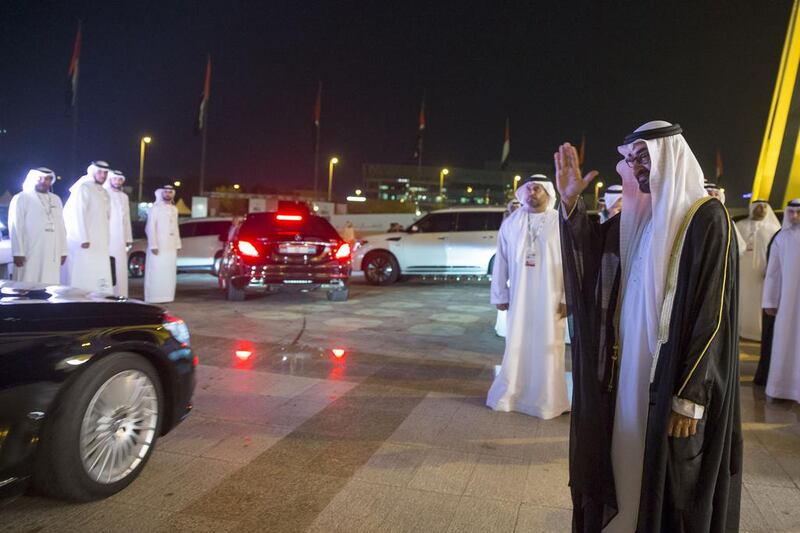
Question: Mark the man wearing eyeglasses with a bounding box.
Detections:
[556,121,741,532]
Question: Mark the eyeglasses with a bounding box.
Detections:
[625,151,651,168]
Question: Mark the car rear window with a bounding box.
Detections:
[239,213,340,240]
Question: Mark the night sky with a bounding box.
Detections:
[0,1,793,206]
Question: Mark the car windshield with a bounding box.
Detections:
[239,213,340,241]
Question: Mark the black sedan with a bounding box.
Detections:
[0,282,195,502]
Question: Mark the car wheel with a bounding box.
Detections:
[326,287,349,302]
[226,279,246,301]
[212,252,223,277]
[128,252,146,278]
[34,352,163,502]
[363,251,400,285]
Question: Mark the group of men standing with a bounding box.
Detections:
[8,161,182,303]
[490,121,744,531]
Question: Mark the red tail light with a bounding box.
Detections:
[334,242,351,260]
[236,240,259,257]
[276,214,303,221]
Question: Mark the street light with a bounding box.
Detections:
[328,157,339,202]
[233,184,241,190]
[138,136,152,204]
[466,186,473,194]
[173,180,181,187]
[439,168,449,198]
[594,181,604,208]
[513,175,521,190]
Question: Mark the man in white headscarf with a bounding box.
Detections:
[494,197,522,337]
[144,185,181,303]
[557,122,741,532]
[735,199,781,339]
[62,161,112,293]
[599,184,623,224]
[8,168,67,284]
[762,199,800,401]
[104,170,133,297]
[488,176,569,419]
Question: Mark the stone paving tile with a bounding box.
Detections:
[307,480,402,533]
[353,442,428,488]
[745,483,800,531]
[377,488,461,532]
[407,448,479,496]
[514,503,572,532]
[463,453,529,502]
[445,496,520,533]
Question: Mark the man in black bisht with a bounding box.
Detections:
[555,121,742,532]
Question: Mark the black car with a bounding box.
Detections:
[218,210,351,301]
[0,282,195,502]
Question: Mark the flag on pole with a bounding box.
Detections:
[579,133,586,165]
[313,81,322,128]
[413,97,426,160]
[65,22,81,116]
[715,147,724,180]
[196,55,211,133]
[500,118,510,170]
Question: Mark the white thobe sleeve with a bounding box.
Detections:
[9,195,25,257]
[123,196,133,243]
[146,209,159,250]
[672,397,705,419]
[762,240,782,310]
[56,197,68,256]
[76,185,91,243]
[490,224,510,305]
[175,211,182,250]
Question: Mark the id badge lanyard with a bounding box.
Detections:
[525,213,545,267]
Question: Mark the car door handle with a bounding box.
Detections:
[437,237,447,240]
[482,236,494,239]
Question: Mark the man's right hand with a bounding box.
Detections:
[13,256,25,267]
[81,242,90,249]
[496,303,509,311]
[151,249,159,256]
[554,142,599,212]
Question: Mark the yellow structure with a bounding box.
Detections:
[753,0,800,205]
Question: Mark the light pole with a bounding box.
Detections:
[439,168,449,198]
[513,174,521,190]
[138,136,152,204]
[594,181,604,209]
[328,157,339,202]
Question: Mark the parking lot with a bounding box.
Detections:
[5,274,800,532]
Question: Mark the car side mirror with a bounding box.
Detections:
[408,225,419,233]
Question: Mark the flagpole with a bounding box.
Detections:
[71,91,79,179]
[200,116,208,195]
[313,125,321,200]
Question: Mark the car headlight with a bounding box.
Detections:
[163,313,191,346]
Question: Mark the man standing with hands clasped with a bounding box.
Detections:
[487,176,570,420]
[557,121,741,532]
[144,185,181,303]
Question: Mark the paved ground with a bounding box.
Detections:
[4,273,800,531]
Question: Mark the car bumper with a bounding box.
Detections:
[230,262,351,289]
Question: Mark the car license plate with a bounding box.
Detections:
[279,244,316,254]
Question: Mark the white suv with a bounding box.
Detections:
[353,207,505,285]
[128,217,233,278]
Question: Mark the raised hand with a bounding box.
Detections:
[554,142,599,211]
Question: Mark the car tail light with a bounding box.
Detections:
[163,314,191,346]
[276,214,303,221]
[334,242,351,260]
[236,240,259,257]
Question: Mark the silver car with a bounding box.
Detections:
[128,217,233,278]
[352,207,505,285]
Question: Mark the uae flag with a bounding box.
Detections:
[65,22,81,116]
[196,56,211,133]
[500,118,510,170]
[715,147,724,180]
[413,97,425,160]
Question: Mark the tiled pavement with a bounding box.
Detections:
[3,274,800,531]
